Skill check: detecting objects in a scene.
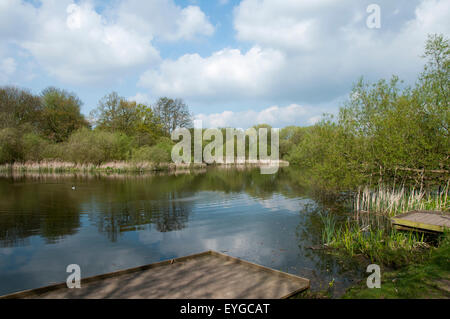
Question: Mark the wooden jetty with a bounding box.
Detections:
[0,251,310,299]
[392,210,450,233]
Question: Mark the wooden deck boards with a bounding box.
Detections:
[0,251,310,299]
[392,210,450,233]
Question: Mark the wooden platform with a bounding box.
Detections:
[0,251,310,299]
[392,210,450,233]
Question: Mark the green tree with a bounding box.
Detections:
[0,128,23,164]
[40,87,89,142]
[132,103,165,146]
[92,92,140,135]
[0,86,42,132]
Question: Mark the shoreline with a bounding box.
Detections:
[0,160,290,173]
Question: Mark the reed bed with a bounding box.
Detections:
[0,161,207,173]
[319,183,449,267]
[354,182,449,217]
[320,212,429,266]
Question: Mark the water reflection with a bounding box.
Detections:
[0,168,363,296]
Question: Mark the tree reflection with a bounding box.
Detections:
[0,167,323,247]
[0,176,81,247]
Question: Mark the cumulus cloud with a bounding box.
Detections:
[1,0,214,84]
[139,0,449,107]
[194,104,325,128]
[232,0,450,94]
[139,46,285,100]
[128,92,150,104]
[115,0,215,41]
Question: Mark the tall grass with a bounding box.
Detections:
[320,183,449,267]
[320,213,429,267]
[0,160,207,173]
[354,182,449,217]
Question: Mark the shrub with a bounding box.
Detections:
[65,128,133,165]
[22,133,50,162]
[0,128,23,164]
[132,142,172,164]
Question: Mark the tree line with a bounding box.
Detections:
[0,88,192,165]
[0,34,448,191]
[280,34,449,190]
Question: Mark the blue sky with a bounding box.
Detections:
[1,0,449,128]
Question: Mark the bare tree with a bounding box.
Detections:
[153,97,193,135]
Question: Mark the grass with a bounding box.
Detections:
[320,184,448,268]
[343,232,450,299]
[0,160,206,173]
[354,183,449,217]
[0,160,288,174]
[322,217,430,267]
[317,183,449,298]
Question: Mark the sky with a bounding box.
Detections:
[1,0,449,128]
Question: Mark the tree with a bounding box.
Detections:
[415,34,449,169]
[153,97,192,135]
[0,128,23,164]
[65,128,132,165]
[92,92,140,135]
[40,87,89,142]
[91,92,164,145]
[0,86,42,132]
[132,103,165,146]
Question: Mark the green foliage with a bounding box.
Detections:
[22,133,50,162]
[0,86,42,132]
[287,120,365,190]
[40,87,89,142]
[321,214,429,268]
[284,34,449,191]
[343,232,450,299]
[92,92,139,135]
[65,128,133,165]
[133,103,165,146]
[0,128,23,164]
[279,126,306,159]
[131,137,173,164]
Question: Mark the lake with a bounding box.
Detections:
[0,167,364,296]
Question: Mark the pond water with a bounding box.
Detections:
[0,167,365,296]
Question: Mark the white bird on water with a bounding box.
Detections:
[71,186,76,190]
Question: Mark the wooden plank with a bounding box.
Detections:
[392,210,449,233]
[0,251,310,299]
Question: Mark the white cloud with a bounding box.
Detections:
[138,0,449,108]
[194,104,322,128]
[307,115,322,125]
[128,92,150,104]
[115,0,215,41]
[1,0,214,84]
[139,46,285,99]
[0,57,17,83]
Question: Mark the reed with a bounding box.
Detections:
[0,160,207,173]
[320,214,429,266]
[319,182,449,266]
[354,182,449,217]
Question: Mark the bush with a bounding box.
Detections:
[0,128,23,164]
[132,142,172,164]
[22,133,50,162]
[65,128,133,165]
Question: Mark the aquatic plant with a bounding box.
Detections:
[354,183,449,217]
